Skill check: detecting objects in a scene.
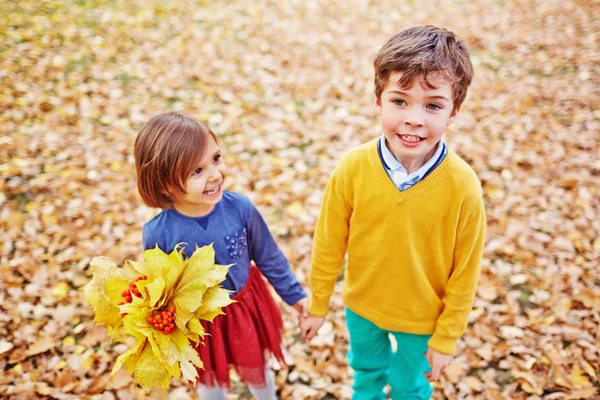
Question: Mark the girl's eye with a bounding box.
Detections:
[213,154,221,163]
[393,99,406,106]
[192,168,203,176]
[427,104,442,110]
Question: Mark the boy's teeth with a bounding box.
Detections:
[400,135,421,142]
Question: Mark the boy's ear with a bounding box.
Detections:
[375,97,382,116]
[447,104,461,126]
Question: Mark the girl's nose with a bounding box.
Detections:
[208,166,221,181]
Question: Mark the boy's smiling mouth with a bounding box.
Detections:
[398,134,425,142]
[395,133,427,148]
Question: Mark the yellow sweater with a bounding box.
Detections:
[309,138,486,355]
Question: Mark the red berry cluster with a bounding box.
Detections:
[119,275,148,304]
[118,275,147,317]
[147,307,177,335]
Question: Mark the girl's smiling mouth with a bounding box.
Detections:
[204,184,221,196]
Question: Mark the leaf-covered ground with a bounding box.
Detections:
[1,0,598,399]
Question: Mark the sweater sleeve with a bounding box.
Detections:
[247,201,306,306]
[308,166,352,316]
[428,198,486,355]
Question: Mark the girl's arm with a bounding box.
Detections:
[246,202,306,305]
[142,225,159,251]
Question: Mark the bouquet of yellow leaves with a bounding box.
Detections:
[84,244,234,390]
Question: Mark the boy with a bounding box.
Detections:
[300,26,486,399]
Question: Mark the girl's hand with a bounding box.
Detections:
[292,297,308,318]
[424,347,453,382]
[300,314,325,341]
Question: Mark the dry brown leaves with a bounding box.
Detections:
[1,0,598,399]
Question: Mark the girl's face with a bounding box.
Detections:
[171,136,226,217]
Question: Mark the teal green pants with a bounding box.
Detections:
[346,308,433,400]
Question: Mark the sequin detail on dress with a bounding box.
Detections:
[224,228,247,260]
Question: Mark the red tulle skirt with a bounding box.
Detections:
[193,264,285,389]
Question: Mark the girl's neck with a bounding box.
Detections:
[172,203,216,218]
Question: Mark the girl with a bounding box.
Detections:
[134,111,307,399]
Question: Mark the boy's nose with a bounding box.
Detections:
[403,110,425,127]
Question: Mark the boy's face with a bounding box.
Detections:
[376,72,459,171]
[171,135,227,217]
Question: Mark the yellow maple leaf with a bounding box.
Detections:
[86,244,234,390]
[125,340,173,390]
[195,285,235,322]
[172,244,233,334]
[84,257,131,340]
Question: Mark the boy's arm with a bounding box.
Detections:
[428,199,486,355]
[309,168,352,316]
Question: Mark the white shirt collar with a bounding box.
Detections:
[379,133,445,180]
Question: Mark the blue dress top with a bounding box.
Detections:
[142,191,306,305]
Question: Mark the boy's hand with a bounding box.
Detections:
[300,314,325,341]
[292,297,308,318]
[424,347,453,382]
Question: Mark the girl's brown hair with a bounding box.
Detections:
[374,25,473,112]
[134,112,219,209]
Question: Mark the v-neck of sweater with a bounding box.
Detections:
[367,138,456,203]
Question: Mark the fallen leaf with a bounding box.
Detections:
[26,338,56,357]
[0,340,14,355]
[571,364,591,389]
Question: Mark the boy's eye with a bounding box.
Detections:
[393,99,406,106]
[192,168,203,176]
[427,104,442,110]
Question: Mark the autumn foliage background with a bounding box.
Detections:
[1,0,599,399]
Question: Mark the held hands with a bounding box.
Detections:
[424,347,454,382]
[292,297,308,318]
[292,297,325,341]
[300,313,325,341]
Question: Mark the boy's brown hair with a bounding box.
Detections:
[134,111,219,209]
[374,25,473,111]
